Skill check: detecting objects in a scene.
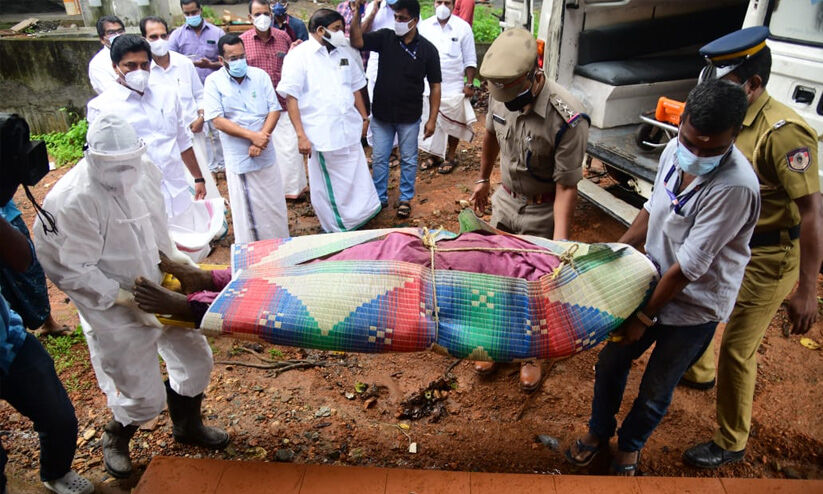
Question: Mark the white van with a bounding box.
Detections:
[502,0,823,224]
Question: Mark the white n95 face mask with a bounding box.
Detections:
[120,69,150,92]
[324,29,348,48]
[149,38,169,57]
[254,14,273,31]
[394,19,413,36]
[435,4,451,20]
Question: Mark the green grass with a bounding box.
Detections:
[32,108,87,167]
[43,326,86,373]
[269,348,284,359]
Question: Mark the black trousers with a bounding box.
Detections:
[0,333,77,488]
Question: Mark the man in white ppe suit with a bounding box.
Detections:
[33,114,229,480]
[88,34,225,262]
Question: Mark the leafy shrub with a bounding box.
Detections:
[32,109,88,167]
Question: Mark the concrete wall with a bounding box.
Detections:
[78,0,184,28]
[0,38,99,134]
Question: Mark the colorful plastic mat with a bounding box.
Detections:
[200,211,658,361]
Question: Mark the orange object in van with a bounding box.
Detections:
[654,97,685,126]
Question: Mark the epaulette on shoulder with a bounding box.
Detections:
[549,94,590,128]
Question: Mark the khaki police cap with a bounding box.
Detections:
[480,28,538,102]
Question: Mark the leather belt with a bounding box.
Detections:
[501,183,555,205]
[749,224,800,248]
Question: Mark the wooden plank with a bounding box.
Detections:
[577,178,639,226]
[10,17,37,33]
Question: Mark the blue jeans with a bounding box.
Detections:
[588,321,717,452]
[0,333,78,489]
[371,117,420,204]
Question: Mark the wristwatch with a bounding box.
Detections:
[194,178,206,184]
[634,310,658,327]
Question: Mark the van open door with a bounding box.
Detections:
[535,0,750,225]
[501,0,534,31]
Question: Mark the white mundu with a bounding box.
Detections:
[417,13,477,158]
[203,65,290,242]
[278,37,381,232]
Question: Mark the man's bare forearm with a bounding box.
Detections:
[350,5,365,49]
[285,97,306,137]
[180,147,203,179]
[619,208,650,249]
[552,184,577,241]
[479,128,498,179]
[261,110,280,135]
[795,193,823,294]
[211,116,255,141]
[0,217,32,272]
[428,83,441,125]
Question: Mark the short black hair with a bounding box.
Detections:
[308,8,345,32]
[218,33,244,57]
[96,15,124,39]
[139,16,169,37]
[682,79,747,135]
[181,0,201,8]
[730,47,771,87]
[110,34,152,64]
[249,0,271,13]
[392,0,421,19]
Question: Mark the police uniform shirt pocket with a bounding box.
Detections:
[661,210,693,244]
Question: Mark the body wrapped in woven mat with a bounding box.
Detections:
[152,211,658,362]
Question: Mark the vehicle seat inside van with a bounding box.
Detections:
[574,5,746,86]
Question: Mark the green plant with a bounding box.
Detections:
[32,109,88,167]
[202,6,218,25]
[472,6,501,43]
[269,348,284,359]
[43,326,86,373]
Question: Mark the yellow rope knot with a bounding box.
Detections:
[551,243,579,280]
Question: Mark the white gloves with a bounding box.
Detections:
[165,233,198,267]
[115,288,163,328]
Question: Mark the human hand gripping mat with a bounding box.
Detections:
[200,211,658,361]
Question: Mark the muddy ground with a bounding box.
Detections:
[2,111,821,493]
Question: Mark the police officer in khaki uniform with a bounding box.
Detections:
[682,27,822,469]
[470,28,590,391]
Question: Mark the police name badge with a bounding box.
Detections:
[786,147,811,172]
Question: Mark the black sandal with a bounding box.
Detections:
[565,438,601,467]
[396,201,411,219]
[437,160,456,175]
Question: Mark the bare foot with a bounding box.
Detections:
[158,252,213,294]
[40,315,71,336]
[134,276,193,319]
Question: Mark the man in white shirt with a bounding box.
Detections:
[87,35,224,262]
[203,34,289,243]
[141,16,221,201]
[88,15,125,95]
[418,0,477,174]
[278,9,381,232]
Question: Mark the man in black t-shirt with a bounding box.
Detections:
[351,0,442,218]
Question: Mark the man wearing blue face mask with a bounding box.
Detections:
[565,79,761,476]
[203,34,290,244]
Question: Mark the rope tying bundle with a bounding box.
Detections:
[420,227,579,339]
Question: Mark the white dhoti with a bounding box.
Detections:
[187,130,222,200]
[418,93,476,159]
[80,313,214,426]
[273,117,308,199]
[309,143,381,232]
[155,157,226,263]
[226,163,289,244]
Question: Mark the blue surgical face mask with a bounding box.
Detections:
[185,14,202,27]
[676,140,730,176]
[226,58,248,78]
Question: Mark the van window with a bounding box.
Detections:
[769,0,823,47]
